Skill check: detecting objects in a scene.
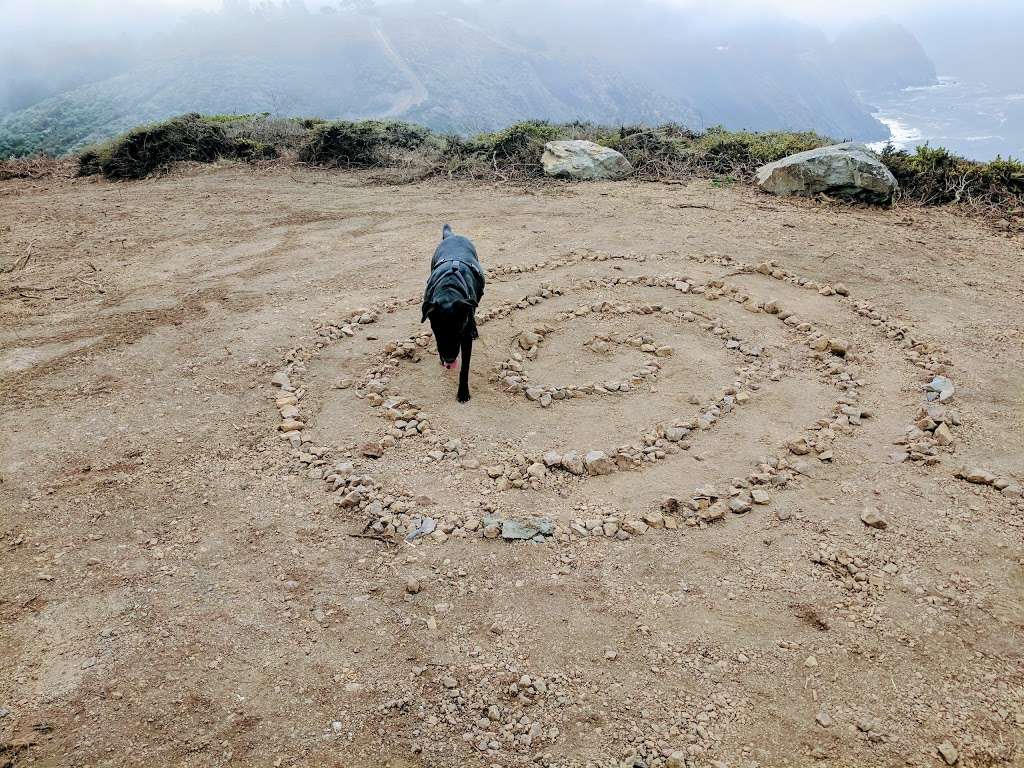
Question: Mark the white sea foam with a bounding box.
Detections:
[868,115,923,152]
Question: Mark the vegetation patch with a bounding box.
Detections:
[76,113,306,179]
[0,154,74,181]
[59,113,1023,220]
[296,120,439,168]
[880,144,1024,213]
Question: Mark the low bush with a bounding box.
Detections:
[880,143,1024,212]
[78,113,234,179]
[296,120,437,168]
[67,113,1022,218]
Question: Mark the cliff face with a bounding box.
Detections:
[828,20,939,92]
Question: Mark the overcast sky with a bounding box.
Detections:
[0,0,1006,22]
[0,0,1019,42]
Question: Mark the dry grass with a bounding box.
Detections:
[0,155,76,181]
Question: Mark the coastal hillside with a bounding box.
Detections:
[0,1,922,158]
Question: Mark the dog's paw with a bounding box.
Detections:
[457,390,471,403]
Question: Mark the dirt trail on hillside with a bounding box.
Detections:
[1,165,1022,768]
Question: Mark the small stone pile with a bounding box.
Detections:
[955,467,1022,498]
[414,667,570,759]
[811,546,898,600]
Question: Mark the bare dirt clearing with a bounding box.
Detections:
[1,164,1023,768]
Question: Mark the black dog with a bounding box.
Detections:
[422,224,484,403]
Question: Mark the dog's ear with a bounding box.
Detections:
[456,298,478,310]
[421,301,433,323]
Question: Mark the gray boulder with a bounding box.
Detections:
[542,140,633,181]
[755,143,898,204]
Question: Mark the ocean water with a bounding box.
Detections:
[864,76,1024,161]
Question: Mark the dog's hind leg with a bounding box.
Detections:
[457,334,472,403]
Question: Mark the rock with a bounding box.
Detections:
[584,450,616,475]
[787,437,811,456]
[751,488,771,505]
[543,450,562,467]
[828,337,850,356]
[933,422,954,446]
[406,577,421,594]
[361,442,384,459]
[755,143,898,204]
[666,752,686,768]
[937,742,959,765]
[405,517,436,541]
[655,346,674,357]
[699,505,725,523]
[815,709,834,728]
[642,511,665,529]
[560,452,585,475]
[728,497,752,515]
[860,506,888,529]
[542,140,633,181]
[622,519,649,535]
[927,376,956,402]
[519,331,542,349]
[665,427,687,442]
[337,490,363,509]
[962,467,996,485]
[501,518,554,540]
[271,371,291,389]
[279,419,305,433]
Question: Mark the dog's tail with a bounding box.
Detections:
[441,223,453,240]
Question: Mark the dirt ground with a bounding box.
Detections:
[1,163,1022,768]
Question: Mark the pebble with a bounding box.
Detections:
[728,497,752,515]
[962,467,996,485]
[583,450,615,476]
[927,376,956,403]
[815,709,833,728]
[405,577,421,594]
[860,506,888,530]
[360,442,384,459]
[271,371,291,389]
[937,741,959,765]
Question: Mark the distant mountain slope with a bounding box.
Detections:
[0,2,897,157]
[830,20,938,91]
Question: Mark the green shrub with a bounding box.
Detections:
[230,138,279,161]
[68,113,1022,217]
[691,127,831,177]
[78,112,233,179]
[297,120,436,167]
[880,143,1024,209]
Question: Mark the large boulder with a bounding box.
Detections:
[542,140,633,181]
[755,143,898,204]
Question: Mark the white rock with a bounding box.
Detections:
[542,140,633,181]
